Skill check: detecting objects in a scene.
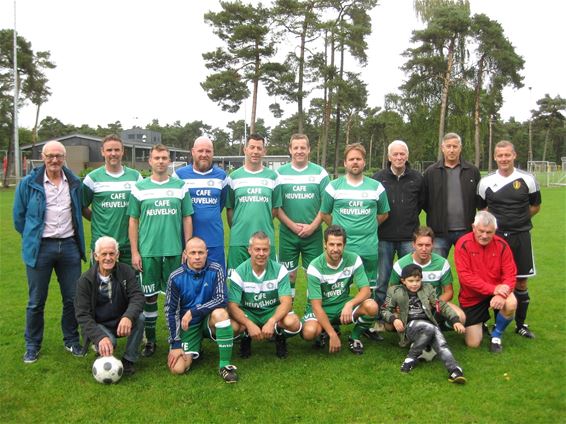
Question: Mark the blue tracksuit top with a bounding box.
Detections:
[165,261,227,349]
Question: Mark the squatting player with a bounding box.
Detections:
[227,231,301,359]
[276,133,329,298]
[226,134,281,275]
[129,144,194,357]
[165,237,238,383]
[82,134,142,264]
[173,136,228,267]
[477,140,541,339]
[301,225,379,355]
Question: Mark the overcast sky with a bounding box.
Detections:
[1,0,564,133]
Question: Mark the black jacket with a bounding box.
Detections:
[75,262,145,346]
[372,162,424,241]
[422,158,480,237]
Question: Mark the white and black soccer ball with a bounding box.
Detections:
[92,356,123,384]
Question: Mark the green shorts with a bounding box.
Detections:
[360,253,378,289]
[302,299,357,325]
[227,245,276,276]
[180,316,213,359]
[278,227,323,272]
[241,307,278,327]
[140,256,182,296]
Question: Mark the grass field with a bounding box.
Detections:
[0,187,564,423]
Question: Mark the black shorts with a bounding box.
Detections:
[462,297,493,327]
[498,231,535,278]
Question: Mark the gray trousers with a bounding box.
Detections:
[406,319,459,371]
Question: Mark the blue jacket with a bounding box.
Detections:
[13,165,86,267]
[165,261,227,349]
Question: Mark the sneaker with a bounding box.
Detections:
[362,328,384,342]
[314,331,328,349]
[490,337,503,353]
[275,334,288,359]
[240,336,252,359]
[418,345,437,362]
[516,325,535,339]
[23,349,39,364]
[448,367,467,384]
[348,337,364,355]
[400,358,417,373]
[482,322,492,337]
[141,341,156,357]
[219,365,239,383]
[65,343,86,357]
[122,358,136,376]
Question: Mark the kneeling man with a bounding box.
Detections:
[228,231,301,359]
[302,225,378,354]
[165,237,238,383]
[75,236,145,375]
[455,211,517,353]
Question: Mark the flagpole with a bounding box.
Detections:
[13,0,21,180]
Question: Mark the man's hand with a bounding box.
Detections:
[246,322,263,341]
[340,302,354,325]
[328,333,341,353]
[490,295,506,310]
[261,318,276,339]
[493,284,511,297]
[453,322,465,334]
[131,253,143,272]
[116,317,132,337]
[393,319,405,333]
[98,337,114,357]
[297,222,315,238]
[167,348,185,369]
[181,310,193,331]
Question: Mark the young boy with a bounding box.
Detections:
[381,264,467,384]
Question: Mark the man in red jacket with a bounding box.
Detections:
[455,211,517,353]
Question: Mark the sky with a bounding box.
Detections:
[1,0,564,134]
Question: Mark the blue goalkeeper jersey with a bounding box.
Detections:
[173,164,228,248]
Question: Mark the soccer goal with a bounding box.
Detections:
[527,160,565,187]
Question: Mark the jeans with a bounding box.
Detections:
[25,238,82,350]
[96,313,145,363]
[375,240,413,304]
[406,319,459,371]
[433,230,467,258]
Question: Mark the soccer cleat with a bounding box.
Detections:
[239,336,252,359]
[515,325,535,339]
[314,331,328,349]
[490,337,503,353]
[23,349,39,364]
[65,343,86,357]
[418,345,437,362]
[448,367,467,384]
[348,337,364,355]
[141,341,156,357]
[122,358,136,376]
[219,365,239,383]
[400,358,417,373]
[482,322,492,338]
[362,328,384,342]
[275,334,288,359]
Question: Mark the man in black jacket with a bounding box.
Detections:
[423,133,480,258]
[75,236,145,375]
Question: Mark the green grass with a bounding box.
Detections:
[1,187,565,423]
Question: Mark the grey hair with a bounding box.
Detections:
[473,210,498,229]
[248,231,270,247]
[388,140,409,156]
[94,236,120,254]
[42,140,66,155]
[442,133,462,145]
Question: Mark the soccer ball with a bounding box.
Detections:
[92,356,123,384]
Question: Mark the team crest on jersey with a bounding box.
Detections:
[207,180,214,187]
[427,273,435,280]
[362,192,368,198]
[343,269,351,277]
[309,176,315,182]
[513,180,521,190]
[124,183,131,189]
[166,190,174,196]
[266,281,275,290]
[261,179,268,186]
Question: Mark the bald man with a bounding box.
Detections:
[14,140,86,363]
[173,136,228,268]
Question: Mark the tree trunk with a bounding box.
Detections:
[250,47,260,134]
[542,127,550,161]
[437,37,455,160]
[368,132,374,170]
[297,18,308,134]
[321,31,334,169]
[332,41,344,178]
[473,56,485,167]
[32,103,42,148]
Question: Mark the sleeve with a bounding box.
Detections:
[306,265,322,301]
[164,274,183,349]
[227,271,244,304]
[225,178,235,209]
[454,240,497,297]
[181,185,194,216]
[13,180,27,234]
[276,265,292,297]
[220,175,229,211]
[128,186,141,218]
[439,261,453,286]
[353,256,369,289]
[74,276,108,345]
[272,177,282,209]
[320,184,334,214]
[389,261,402,285]
[191,266,228,318]
[122,265,145,322]
[421,169,430,213]
[380,286,397,324]
[376,183,390,214]
[434,286,460,325]
[82,175,94,208]
[319,171,330,195]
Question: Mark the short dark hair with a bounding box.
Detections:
[324,224,347,244]
[101,134,123,147]
[150,144,170,154]
[289,133,310,147]
[400,264,422,280]
[344,142,366,160]
[246,133,265,147]
[413,226,435,243]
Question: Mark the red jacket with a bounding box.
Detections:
[454,232,517,308]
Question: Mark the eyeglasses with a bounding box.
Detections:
[44,154,65,161]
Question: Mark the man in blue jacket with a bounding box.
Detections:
[13,140,86,363]
[165,236,238,383]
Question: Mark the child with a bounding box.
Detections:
[381,263,467,384]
